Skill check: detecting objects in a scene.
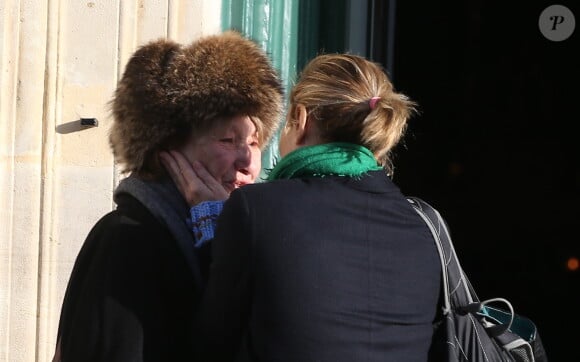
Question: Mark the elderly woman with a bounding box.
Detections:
[52,31,283,362]
[173,53,443,361]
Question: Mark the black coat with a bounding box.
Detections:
[194,170,443,362]
[56,194,201,362]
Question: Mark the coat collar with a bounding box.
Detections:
[341,170,400,194]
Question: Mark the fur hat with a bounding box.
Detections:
[109,31,284,176]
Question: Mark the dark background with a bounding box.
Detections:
[299,0,579,360]
[393,2,578,361]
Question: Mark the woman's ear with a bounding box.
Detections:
[294,103,309,145]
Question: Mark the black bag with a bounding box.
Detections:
[408,197,548,362]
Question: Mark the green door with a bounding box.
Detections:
[221,0,299,181]
[221,0,392,180]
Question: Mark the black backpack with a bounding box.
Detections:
[408,197,548,362]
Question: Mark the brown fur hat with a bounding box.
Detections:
[109,31,284,177]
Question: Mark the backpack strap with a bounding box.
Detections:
[407,197,476,311]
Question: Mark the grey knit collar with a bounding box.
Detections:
[113,175,202,285]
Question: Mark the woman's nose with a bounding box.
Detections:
[235,144,252,170]
[235,144,260,177]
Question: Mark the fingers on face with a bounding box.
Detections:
[160,151,193,192]
[163,151,228,199]
[191,161,214,186]
[169,151,190,170]
[191,161,228,198]
[159,151,180,179]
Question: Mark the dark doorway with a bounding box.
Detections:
[296,0,578,359]
[392,1,579,360]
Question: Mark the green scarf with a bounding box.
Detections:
[266,142,383,181]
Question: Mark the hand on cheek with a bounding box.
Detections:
[159,151,228,206]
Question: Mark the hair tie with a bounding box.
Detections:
[369,96,381,110]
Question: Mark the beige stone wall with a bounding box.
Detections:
[0,1,221,361]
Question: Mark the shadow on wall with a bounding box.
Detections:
[56,118,99,134]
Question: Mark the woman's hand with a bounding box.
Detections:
[159,150,229,206]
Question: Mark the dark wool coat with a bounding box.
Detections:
[56,194,201,362]
[193,170,443,362]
